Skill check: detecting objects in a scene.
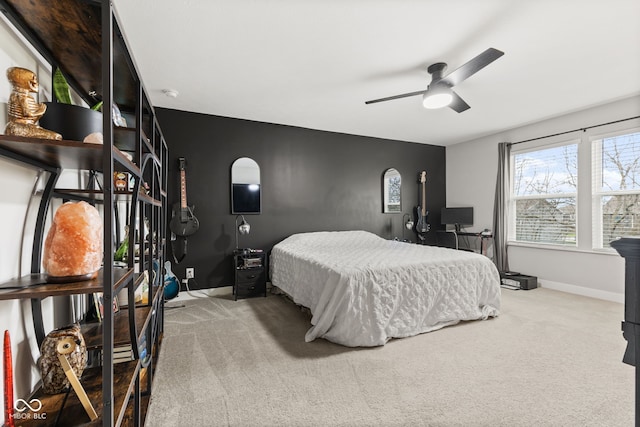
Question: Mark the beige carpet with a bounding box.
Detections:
[145,287,633,426]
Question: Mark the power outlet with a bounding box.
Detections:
[186,268,194,279]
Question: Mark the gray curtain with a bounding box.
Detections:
[492,142,511,273]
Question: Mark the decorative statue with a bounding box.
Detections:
[37,324,87,394]
[5,67,62,140]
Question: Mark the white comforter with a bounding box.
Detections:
[270,230,501,347]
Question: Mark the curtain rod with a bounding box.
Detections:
[509,115,640,146]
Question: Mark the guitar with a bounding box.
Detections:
[163,261,180,300]
[169,157,200,237]
[416,171,430,235]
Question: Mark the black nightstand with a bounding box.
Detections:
[233,249,267,300]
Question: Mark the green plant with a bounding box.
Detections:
[53,68,102,111]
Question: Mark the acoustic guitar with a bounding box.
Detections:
[416,171,430,235]
[163,261,180,300]
[169,157,199,237]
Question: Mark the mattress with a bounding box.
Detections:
[270,230,501,347]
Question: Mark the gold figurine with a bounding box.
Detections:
[5,67,62,140]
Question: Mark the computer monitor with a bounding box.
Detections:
[441,207,473,232]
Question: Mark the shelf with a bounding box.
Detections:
[1,0,137,111]
[0,1,168,425]
[0,135,140,176]
[121,393,150,427]
[81,284,161,351]
[0,268,133,301]
[53,189,133,203]
[139,192,162,207]
[82,305,152,350]
[15,360,140,427]
[52,189,162,206]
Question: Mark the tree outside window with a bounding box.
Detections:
[594,131,640,248]
[512,144,578,245]
[511,130,640,249]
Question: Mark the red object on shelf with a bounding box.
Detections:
[4,330,15,427]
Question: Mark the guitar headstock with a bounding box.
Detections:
[178,157,186,171]
[419,171,426,183]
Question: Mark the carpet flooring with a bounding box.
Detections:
[145,287,633,426]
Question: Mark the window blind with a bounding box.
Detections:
[593,131,640,248]
[512,143,578,246]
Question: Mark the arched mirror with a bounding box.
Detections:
[382,168,401,213]
[231,157,261,214]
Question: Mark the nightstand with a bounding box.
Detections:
[233,249,267,300]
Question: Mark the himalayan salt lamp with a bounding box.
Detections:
[43,201,103,282]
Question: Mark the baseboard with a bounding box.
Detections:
[540,279,623,304]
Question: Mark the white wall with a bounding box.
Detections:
[447,95,640,302]
[0,16,69,424]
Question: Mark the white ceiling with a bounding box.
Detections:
[113,0,640,147]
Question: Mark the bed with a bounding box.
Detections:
[270,230,501,347]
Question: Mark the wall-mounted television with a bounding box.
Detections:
[232,183,261,214]
[441,207,473,232]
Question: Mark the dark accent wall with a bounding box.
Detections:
[157,108,446,289]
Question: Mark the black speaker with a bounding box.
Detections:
[500,272,538,290]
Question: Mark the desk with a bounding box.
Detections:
[437,230,493,256]
[458,231,493,256]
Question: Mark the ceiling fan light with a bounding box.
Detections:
[422,89,453,109]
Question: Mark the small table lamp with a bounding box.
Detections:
[235,215,251,250]
[402,213,414,242]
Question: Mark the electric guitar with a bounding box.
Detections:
[163,261,180,300]
[416,171,430,235]
[169,157,200,237]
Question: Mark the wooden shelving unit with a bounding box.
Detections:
[0,268,133,299]
[81,288,163,351]
[0,1,168,426]
[15,360,141,427]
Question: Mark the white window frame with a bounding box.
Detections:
[507,121,640,254]
[510,139,580,247]
[591,127,640,249]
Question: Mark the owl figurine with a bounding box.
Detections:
[37,324,87,394]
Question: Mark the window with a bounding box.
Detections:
[509,127,640,251]
[512,143,578,246]
[593,131,640,248]
[383,168,401,213]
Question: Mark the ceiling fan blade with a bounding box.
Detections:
[440,48,504,87]
[365,90,426,105]
[449,91,470,113]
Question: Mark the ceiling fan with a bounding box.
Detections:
[365,48,504,113]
